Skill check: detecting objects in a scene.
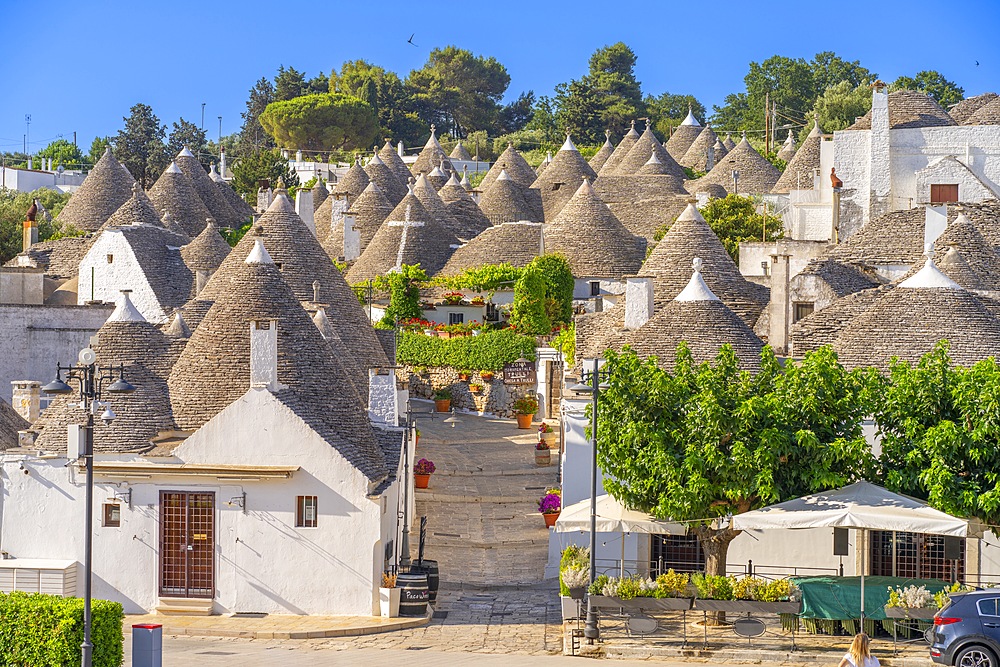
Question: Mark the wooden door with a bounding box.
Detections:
[159,491,215,598]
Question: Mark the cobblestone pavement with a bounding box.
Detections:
[411,400,560,587]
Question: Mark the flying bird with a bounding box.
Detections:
[976,61,980,66]
[407,33,418,47]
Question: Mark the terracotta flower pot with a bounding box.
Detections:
[458,373,469,381]
[516,413,534,429]
[415,473,431,489]
[435,399,451,412]
[543,511,560,528]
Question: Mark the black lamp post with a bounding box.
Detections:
[569,359,609,644]
[42,348,134,667]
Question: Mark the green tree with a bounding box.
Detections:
[37,139,83,168]
[238,77,276,153]
[87,136,112,165]
[407,46,511,136]
[891,71,965,106]
[699,195,783,260]
[0,189,75,264]
[274,65,307,101]
[306,71,329,95]
[810,52,875,94]
[509,264,551,335]
[167,117,207,163]
[597,344,876,577]
[498,91,536,134]
[555,43,645,143]
[330,60,423,145]
[876,342,1000,534]
[806,81,873,137]
[114,103,167,188]
[375,264,428,328]
[645,92,706,136]
[530,254,575,327]
[230,148,300,203]
[259,93,378,152]
[525,96,559,143]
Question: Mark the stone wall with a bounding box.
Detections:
[398,365,535,418]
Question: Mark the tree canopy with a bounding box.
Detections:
[331,60,423,146]
[259,93,378,152]
[891,70,965,107]
[114,103,167,188]
[166,118,207,164]
[238,77,276,153]
[37,139,83,168]
[230,148,300,204]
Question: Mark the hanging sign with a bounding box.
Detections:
[503,358,536,385]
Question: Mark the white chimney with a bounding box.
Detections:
[869,81,891,222]
[10,381,40,422]
[624,276,655,330]
[250,319,284,392]
[295,188,315,236]
[343,214,361,261]
[397,141,404,158]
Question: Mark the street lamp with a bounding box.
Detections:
[568,358,608,643]
[399,403,438,570]
[42,348,134,667]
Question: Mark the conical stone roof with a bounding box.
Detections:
[665,111,703,162]
[439,222,542,276]
[535,152,552,177]
[175,147,241,228]
[773,123,823,194]
[599,121,640,176]
[181,218,231,273]
[426,162,449,191]
[411,126,455,176]
[641,203,769,326]
[200,194,388,370]
[776,131,797,162]
[614,126,686,178]
[695,135,781,196]
[478,170,540,224]
[168,241,387,481]
[480,144,537,191]
[57,147,136,232]
[637,153,672,176]
[312,306,365,397]
[311,179,329,212]
[723,135,736,151]
[100,182,169,232]
[848,90,956,130]
[147,161,215,237]
[413,173,465,238]
[324,181,393,260]
[952,93,999,124]
[345,191,459,282]
[965,96,1000,125]
[0,397,28,450]
[209,163,257,220]
[364,152,407,206]
[680,125,720,171]
[438,174,491,239]
[543,179,645,278]
[589,132,615,173]
[450,140,472,161]
[379,139,413,185]
[333,159,371,206]
[532,135,598,220]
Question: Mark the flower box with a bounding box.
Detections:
[589,595,693,612]
[884,606,939,620]
[561,595,582,620]
[694,599,801,614]
[379,587,401,617]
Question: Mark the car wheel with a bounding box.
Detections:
[956,646,999,667]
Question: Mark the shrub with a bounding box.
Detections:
[0,592,124,667]
[513,396,539,415]
[588,574,609,596]
[655,569,690,598]
[691,573,734,600]
[397,330,536,371]
[509,264,550,335]
[551,324,575,366]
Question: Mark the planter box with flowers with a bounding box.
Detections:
[560,546,591,619]
[538,488,561,527]
[538,422,557,448]
[469,383,484,393]
[587,570,694,612]
[690,574,801,614]
[514,396,538,429]
[884,583,970,620]
[442,291,465,305]
[379,572,400,617]
[479,371,494,382]
[414,458,435,489]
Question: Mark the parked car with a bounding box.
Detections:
[931,589,1000,667]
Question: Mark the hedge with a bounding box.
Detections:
[0,592,124,667]
[397,330,536,371]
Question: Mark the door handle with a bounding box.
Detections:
[985,623,1000,628]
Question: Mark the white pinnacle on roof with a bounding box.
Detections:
[497,168,510,181]
[177,146,196,158]
[544,151,553,163]
[245,237,274,265]
[674,258,720,302]
[460,169,471,189]
[783,130,795,147]
[370,152,385,166]
[899,244,962,290]
[166,310,191,337]
[645,153,662,166]
[313,307,331,333]
[429,163,445,177]
[208,163,224,183]
[108,290,147,323]
[809,113,823,137]
[446,172,461,186]
[681,107,701,127]
[165,161,183,174]
[561,134,578,152]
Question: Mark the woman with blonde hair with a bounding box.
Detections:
[839,633,879,667]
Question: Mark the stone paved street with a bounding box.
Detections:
[410,399,560,587]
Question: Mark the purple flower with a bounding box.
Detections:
[414,458,436,475]
[538,493,561,514]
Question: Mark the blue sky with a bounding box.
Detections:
[1,0,998,154]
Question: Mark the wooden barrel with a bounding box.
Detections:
[397,572,429,617]
[411,560,439,602]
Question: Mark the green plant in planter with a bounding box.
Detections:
[559,545,590,596]
[732,576,765,601]
[588,574,609,596]
[692,573,734,600]
[655,569,690,598]
[513,395,538,415]
[434,387,452,400]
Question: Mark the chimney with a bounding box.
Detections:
[869,81,891,223]
[250,319,284,392]
[23,211,38,252]
[219,146,227,178]
[295,187,315,236]
[624,276,655,330]
[256,184,272,213]
[295,150,303,162]
[10,381,40,422]
[397,141,404,158]
[706,143,716,171]
[768,252,792,355]
[343,213,361,261]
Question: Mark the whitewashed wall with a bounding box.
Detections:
[78,231,168,323]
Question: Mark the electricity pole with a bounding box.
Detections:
[764,94,769,154]
[24,114,31,155]
[218,116,222,144]
[201,103,206,131]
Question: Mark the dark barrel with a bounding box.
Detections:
[397,572,429,617]
[410,560,439,603]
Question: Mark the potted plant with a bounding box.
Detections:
[414,458,436,488]
[469,383,483,393]
[514,395,539,429]
[434,388,452,412]
[415,428,421,448]
[443,291,465,305]
[691,574,801,614]
[538,422,557,448]
[535,440,551,466]
[457,370,471,381]
[884,584,956,620]
[480,371,494,382]
[470,296,486,306]
[379,572,400,617]
[559,546,591,619]
[588,571,695,612]
[562,565,589,601]
[538,489,561,527]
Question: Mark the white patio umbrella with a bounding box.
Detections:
[731,480,974,618]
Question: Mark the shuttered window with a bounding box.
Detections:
[930,184,959,204]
